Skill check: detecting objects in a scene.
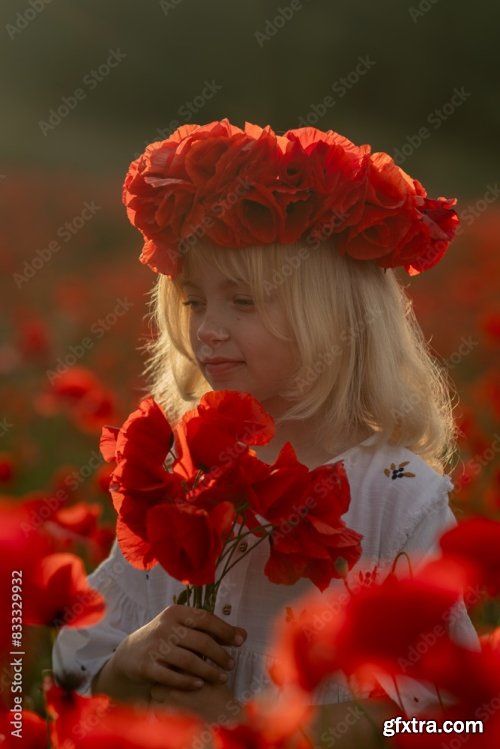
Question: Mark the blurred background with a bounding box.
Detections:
[0,0,499,717]
[0,0,499,557]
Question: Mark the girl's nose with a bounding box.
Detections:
[195,311,230,344]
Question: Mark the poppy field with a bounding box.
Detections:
[1,170,499,747]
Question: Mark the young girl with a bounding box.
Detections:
[53,120,478,738]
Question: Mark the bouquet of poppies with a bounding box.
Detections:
[100,391,362,612]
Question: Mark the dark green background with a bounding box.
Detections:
[2,0,498,197]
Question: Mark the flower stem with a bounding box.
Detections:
[218,534,269,582]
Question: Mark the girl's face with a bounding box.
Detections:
[181,262,298,416]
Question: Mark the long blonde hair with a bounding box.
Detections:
[140,240,457,472]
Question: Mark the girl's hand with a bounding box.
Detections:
[150,681,243,725]
[93,605,246,700]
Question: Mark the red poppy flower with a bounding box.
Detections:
[480,309,500,342]
[269,592,348,692]
[454,404,490,455]
[99,397,176,567]
[25,552,106,628]
[174,390,275,476]
[146,499,236,585]
[16,316,52,361]
[0,708,47,749]
[439,517,500,597]
[0,498,54,653]
[94,462,114,494]
[46,367,102,401]
[333,568,461,681]
[38,367,117,434]
[485,469,500,511]
[473,369,500,419]
[45,679,203,749]
[45,680,111,749]
[270,562,462,692]
[74,708,204,749]
[213,691,313,748]
[72,386,116,434]
[249,443,362,591]
[52,502,102,537]
[393,645,500,748]
[101,393,271,572]
[0,452,14,482]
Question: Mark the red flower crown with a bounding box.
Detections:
[123,118,459,277]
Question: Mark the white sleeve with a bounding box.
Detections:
[376,496,479,717]
[52,540,151,696]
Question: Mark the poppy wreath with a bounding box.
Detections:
[123,118,459,278]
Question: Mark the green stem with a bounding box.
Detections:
[435,684,446,714]
[218,534,269,582]
[350,694,389,748]
[342,577,354,597]
[218,523,273,564]
[390,552,413,578]
[392,675,405,712]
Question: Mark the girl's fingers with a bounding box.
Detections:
[147,662,204,691]
[157,642,230,684]
[174,606,247,646]
[183,629,235,672]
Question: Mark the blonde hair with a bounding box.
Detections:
[140,239,457,472]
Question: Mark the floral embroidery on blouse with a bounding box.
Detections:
[356,565,380,588]
[384,461,416,480]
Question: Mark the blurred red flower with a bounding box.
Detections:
[393,645,500,748]
[25,552,106,628]
[213,689,313,749]
[0,708,47,749]
[270,562,462,692]
[45,679,203,749]
[0,452,15,483]
[52,502,102,537]
[37,367,117,434]
[439,516,500,597]
[479,309,500,342]
[0,498,53,654]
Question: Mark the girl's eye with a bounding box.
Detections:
[234,297,254,307]
[182,299,204,310]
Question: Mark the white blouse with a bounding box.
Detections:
[52,434,478,715]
